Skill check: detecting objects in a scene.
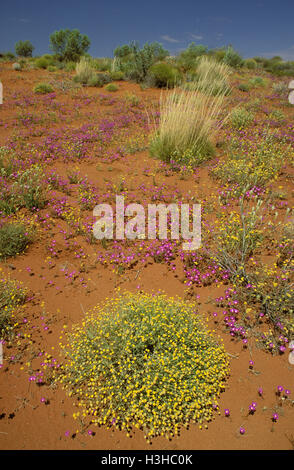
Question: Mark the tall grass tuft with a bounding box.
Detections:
[190,56,232,96]
[149,83,228,166]
[75,57,95,84]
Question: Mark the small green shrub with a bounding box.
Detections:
[65,61,76,72]
[268,109,285,123]
[272,82,288,96]
[105,83,118,92]
[35,57,49,69]
[124,92,140,106]
[223,46,243,68]
[110,70,125,81]
[238,83,250,92]
[243,58,257,69]
[0,223,32,260]
[149,62,180,88]
[34,82,54,94]
[245,98,261,111]
[230,107,254,129]
[248,76,266,88]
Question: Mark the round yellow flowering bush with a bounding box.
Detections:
[56,292,229,440]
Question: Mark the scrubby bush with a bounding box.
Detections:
[55,292,229,441]
[212,131,289,195]
[92,57,112,72]
[110,70,124,81]
[49,29,90,62]
[249,76,266,87]
[149,62,180,88]
[223,46,243,68]
[34,82,54,94]
[243,58,257,69]
[35,57,49,69]
[230,107,254,129]
[86,72,112,87]
[2,51,15,60]
[177,43,208,71]
[65,61,76,72]
[105,83,118,92]
[15,40,34,57]
[272,81,288,96]
[238,83,250,92]
[0,163,47,214]
[113,41,169,83]
[0,223,32,260]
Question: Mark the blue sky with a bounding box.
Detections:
[1,0,294,60]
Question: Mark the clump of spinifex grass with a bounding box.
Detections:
[186,56,232,97]
[0,273,27,338]
[55,292,229,441]
[149,85,228,166]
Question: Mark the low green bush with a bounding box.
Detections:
[35,57,49,69]
[0,223,32,260]
[105,83,118,92]
[230,107,254,129]
[243,58,257,69]
[149,62,180,88]
[34,82,54,94]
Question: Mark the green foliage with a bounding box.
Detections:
[49,29,90,62]
[113,41,169,83]
[272,81,288,96]
[105,83,118,92]
[2,51,15,60]
[238,83,250,92]
[85,72,112,87]
[15,40,34,57]
[110,70,124,80]
[213,199,263,276]
[230,107,254,129]
[223,46,243,68]
[149,62,180,88]
[177,43,208,71]
[243,58,257,69]
[92,57,112,72]
[248,76,266,87]
[56,292,229,440]
[35,57,49,69]
[34,82,54,94]
[65,61,76,71]
[0,162,47,214]
[212,130,289,195]
[113,44,133,58]
[0,223,32,260]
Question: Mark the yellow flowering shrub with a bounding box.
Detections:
[0,272,27,337]
[56,292,230,440]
